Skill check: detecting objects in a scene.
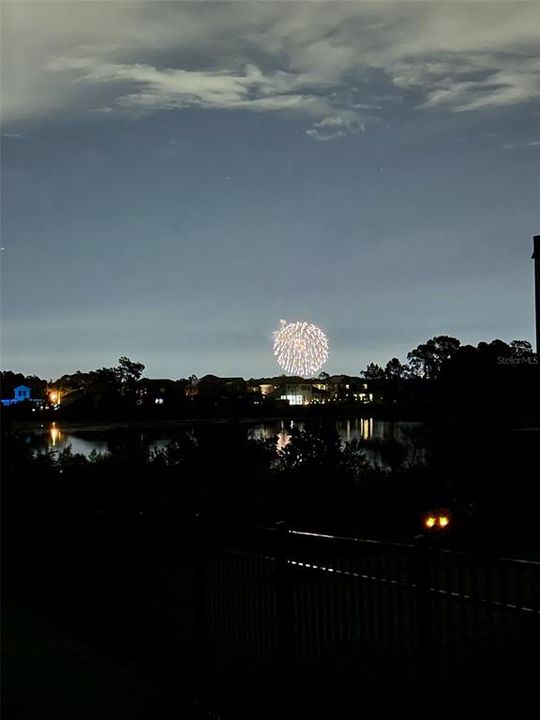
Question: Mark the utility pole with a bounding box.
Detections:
[533,235,540,356]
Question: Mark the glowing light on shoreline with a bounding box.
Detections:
[273,319,329,377]
[49,389,61,406]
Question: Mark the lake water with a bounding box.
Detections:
[22,418,422,462]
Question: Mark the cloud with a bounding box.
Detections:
[501,138,540,150]
[48,56,334,118]
[305,113,364,141]
[3,1,540,138]
[2,132,29,140]
[406,56,540,112]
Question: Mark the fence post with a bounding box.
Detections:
[275,521,294,714]
[413,533,434,712]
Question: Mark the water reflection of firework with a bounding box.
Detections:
[273,319,329,376]
[276,430,291,450]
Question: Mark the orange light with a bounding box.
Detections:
[50,425,62,446]
[48,389,61,406]
[438,515,450,528]
[424,516,436,528]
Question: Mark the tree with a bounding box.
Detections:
[477,339,512,360]
[407,343,431,378]
[407,336,461,379]
[384,358,409,380]
[115,357,145,385]
[510,340,533,357]
[88,367,121,403]
[362,363,385,380]
[275,422,353,523]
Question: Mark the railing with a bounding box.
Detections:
[17,516,540,719]
[140,522,539,719]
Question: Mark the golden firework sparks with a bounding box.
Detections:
[273,320,329,376]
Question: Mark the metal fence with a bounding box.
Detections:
[133,521,540,720]
[20,516,540,719]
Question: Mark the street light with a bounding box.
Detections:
[48,389,61,407]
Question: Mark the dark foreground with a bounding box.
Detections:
[4,514,540,720]
[2,602,202,720]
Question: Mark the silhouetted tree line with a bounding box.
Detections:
[2,335,537,421]
[362,336,535,380]
[0,371,47,398]
[362,336,538,412]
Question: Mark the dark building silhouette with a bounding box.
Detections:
[186,374,247,402]
[534,235,540,355]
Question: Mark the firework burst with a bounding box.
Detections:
[273,320,329,376]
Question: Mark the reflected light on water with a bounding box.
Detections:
[50,423,63,447]
[348,418,374,441]
[254,418,377,450]
[40,417,418,460]
[276,431,291,450]
[361,418,373,440]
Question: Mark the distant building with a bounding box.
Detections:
[246,375,377,405]
[326,375,373,403]
[1,385,44,408]
[184,374,378,407]
[280,383,313,406]
[187,375,247,402]
[137,378,186,406]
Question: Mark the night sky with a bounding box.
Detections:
[2,1,539,380]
